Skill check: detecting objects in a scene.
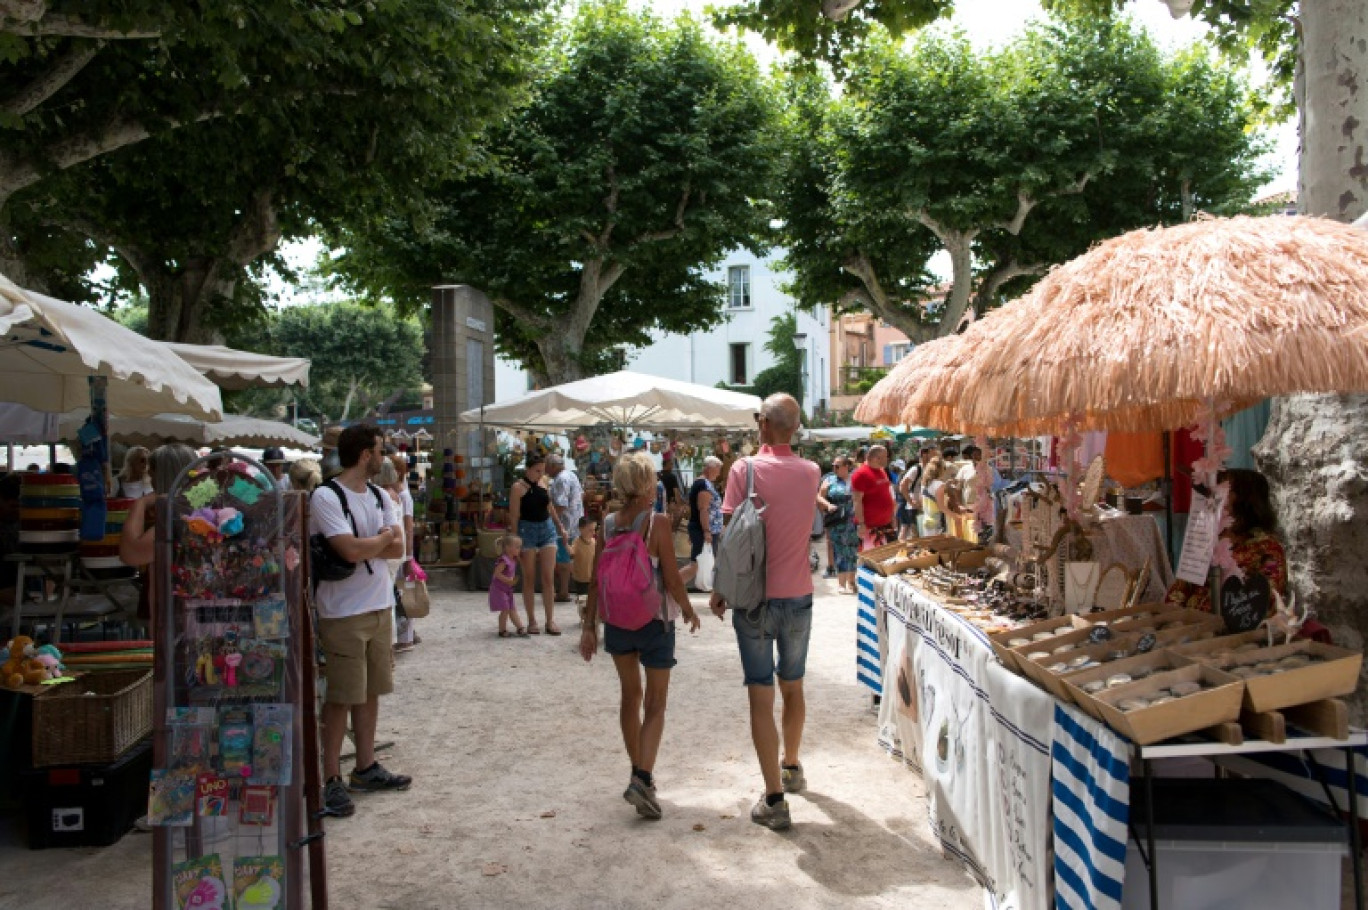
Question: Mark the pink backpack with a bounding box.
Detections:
[597,511,663,631]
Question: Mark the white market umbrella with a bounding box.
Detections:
[461,371,762,431]
[59,411,320,449]
[164,342,310,390]
[0,274,222,419]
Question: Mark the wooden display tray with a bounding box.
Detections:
[1067,602,1170,629]
[1013,620,1223,703]
[989,616,1079,674]
[1087,664,1245,746]
[1062,650,1205,723]
[1173,634,1362,713]
[857,542,938,576]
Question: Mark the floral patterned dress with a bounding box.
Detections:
[1164,530,1288,614]
[824,476,860,573]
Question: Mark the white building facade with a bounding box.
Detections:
[495,248,831,410]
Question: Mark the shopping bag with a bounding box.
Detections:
[405,572,432,618]
[695,545,715,593]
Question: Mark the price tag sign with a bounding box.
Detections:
[1176,491,1226,585]
[1220,573,1271,633]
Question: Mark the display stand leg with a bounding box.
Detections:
[1144,758,1159,910]
[11,560,25,639]
[297,599,329,910]
[1346,745,1364,910]
[51,555,71,644]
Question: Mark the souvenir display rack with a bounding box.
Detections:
[150,452,324,910]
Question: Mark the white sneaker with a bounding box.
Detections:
[751,795,791,830]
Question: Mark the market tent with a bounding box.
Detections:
[57,411,320,449]
[798,425,937,442]
[164,342,310,390]
[460,371,762,430]
[859,215,1368,435]
[0,274,222,420]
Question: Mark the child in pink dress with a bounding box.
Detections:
[490,535,526,637]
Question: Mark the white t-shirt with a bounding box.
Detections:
[120,478,154,499]
[957,463,979,506]
[399,486,414,520]
[310,481,398,619]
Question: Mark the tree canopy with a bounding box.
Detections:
[329,2,782,384]
[1,0,548,339]
[230,302,424,426]
[777,16,1268,342]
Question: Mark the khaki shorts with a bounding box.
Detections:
[318,609,394,704]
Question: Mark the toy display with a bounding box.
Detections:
[2,634,49,687]
[151,452,313,909]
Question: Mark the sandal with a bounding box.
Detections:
[526,624,542,635]
[545,623,562,636]
[515,626,528,637]
[498,630,512,638]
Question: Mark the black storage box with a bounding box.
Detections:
[22,736,152,849]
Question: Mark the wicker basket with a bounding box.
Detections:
[32,669,153,767]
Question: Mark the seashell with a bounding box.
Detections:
[1105,674,1133,688]
[1048,662,1069,674]
[1054,644,1076,654]
[1027,651,1050,661]
[1118,698,1149,712]
[1253,662,1279,673]
[1149,695,1176,706]
[1032,631,1057,641]
[1277,656,1309,670]
[1169,681,1202,697]
[1082,680,1107,694]
[1008,638,1030,648]
[1131,667,1153,680]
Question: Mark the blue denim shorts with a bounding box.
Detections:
[732,594,813,686]
[604,619,677,670]
[519,518,557,550]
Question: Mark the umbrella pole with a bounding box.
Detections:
[1163,430,1173,565]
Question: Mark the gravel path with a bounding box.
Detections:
[5,574,982,909]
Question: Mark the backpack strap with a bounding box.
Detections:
[319,478,375,576]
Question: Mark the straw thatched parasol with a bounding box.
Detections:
[861,215,1368,435]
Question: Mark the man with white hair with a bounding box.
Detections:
[710,393,820,831]
[547,453,584,603]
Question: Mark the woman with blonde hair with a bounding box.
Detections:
[118,446,153,499]
[579,451,700,820]
[919,457,951,537]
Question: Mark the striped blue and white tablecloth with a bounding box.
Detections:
[856,566,881,694]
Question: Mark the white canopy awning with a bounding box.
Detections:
[0,274,223,419]
[58,411,320,449]
[164,342,310,390]
[461,371,762,431]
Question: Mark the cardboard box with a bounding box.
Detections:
[1089,664,1244,745]
[944,547,989,571]
[1063,651,1205,723]
[1175,637,1362,713]
[858,542,938,576]
[1067,602,1169,630]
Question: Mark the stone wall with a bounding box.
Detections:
[1254,393,1368,724]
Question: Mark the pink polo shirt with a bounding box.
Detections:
[722,444,821,600]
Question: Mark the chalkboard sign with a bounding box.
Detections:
[1220,573,1271,633]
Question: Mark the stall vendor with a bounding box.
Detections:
[1165,468,1287,614]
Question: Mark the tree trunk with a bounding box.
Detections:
[1254,0,1368,723]
[937,234,975,336]
[142,259,233,344]
[536,332,588,385]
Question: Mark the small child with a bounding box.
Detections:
[571,517,598,622]
[490,535,525,637]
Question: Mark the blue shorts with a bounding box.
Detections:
[604,619,677,670]
[732,594,813,686]
[555,535,573,564]
[519,518,557,550]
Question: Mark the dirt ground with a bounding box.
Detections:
[3,573,984,909]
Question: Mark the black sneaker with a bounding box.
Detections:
[349,761,412,792]
[323,777,355,817]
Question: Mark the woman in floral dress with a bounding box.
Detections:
[819,456,860,594]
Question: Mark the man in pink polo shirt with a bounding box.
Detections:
[710,393,820,831]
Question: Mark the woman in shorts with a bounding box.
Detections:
[578,452,700,820]
[509,454,560,635]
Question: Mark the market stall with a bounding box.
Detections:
[854,215,1368,909]
[435,373,762,578]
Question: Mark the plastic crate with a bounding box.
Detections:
[1124,778,1346,910]
[22,736,152,849]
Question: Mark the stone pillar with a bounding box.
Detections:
[430,285,496,492]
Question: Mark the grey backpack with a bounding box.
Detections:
[713,458,767,612]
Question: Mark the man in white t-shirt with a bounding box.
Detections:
[311,424,410,818]
[546,454,583,604]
